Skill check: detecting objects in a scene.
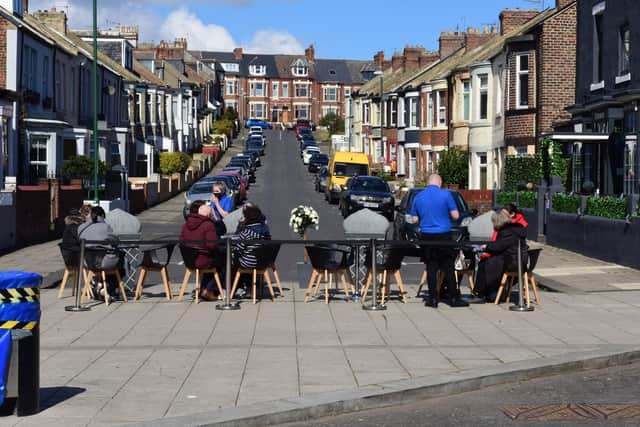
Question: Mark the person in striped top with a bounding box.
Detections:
[232,203,271,269]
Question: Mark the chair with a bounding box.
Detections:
[81,247,128,306]
[361,244,407,304]
[134,244,175,301]
[229,243,278,304]
[268,243,284,296]
[178,245,224,304]
[495,248,542,305]
[304,245,353,304]
[58,245,82,299]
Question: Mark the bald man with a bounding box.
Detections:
[409,174,468,308]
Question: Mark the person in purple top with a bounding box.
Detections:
[409,174,469,308]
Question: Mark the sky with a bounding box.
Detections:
[30,0,552,59]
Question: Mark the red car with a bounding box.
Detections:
[216,171,247,201]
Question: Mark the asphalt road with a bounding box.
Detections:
[277,360,640,427]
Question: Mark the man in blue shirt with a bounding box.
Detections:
[210,182,234,221]
[410,174,468,308]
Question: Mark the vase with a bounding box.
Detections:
[302,229,309,264]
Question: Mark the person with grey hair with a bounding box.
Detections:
[209,181,233,220]
[472,209,528,302]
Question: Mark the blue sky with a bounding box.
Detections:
[31,0,552,59]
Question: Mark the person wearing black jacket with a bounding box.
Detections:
[473,210,528,301]
[59,205,91,267]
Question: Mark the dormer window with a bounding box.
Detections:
[249,64,266,76]
[292,60,308,77]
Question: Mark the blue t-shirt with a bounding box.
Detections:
[210,195,234,219]
[409,186,457,234]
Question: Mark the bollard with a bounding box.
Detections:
[217,237,240,311]
[509,239,534,312]
[65,239,90,313]
[363,239,386,311]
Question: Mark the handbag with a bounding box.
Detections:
[454,250,470,271]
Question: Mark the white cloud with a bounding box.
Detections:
[244,30,304,54]
[160,8,236,50]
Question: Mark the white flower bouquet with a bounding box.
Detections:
[289,205,320,237]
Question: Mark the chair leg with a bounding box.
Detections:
[252,269,257,304]
[530,274,540,304]
[339,271,350,299]
[362,271,372,300]
[314,270,324,296]
[416,270,427,297]
[271,266,284,295]
[101,271,110,306]
[58,269,70,299]
[230,271,242,299]
[304,269,318,303]
[325,273,331,304]
[506,276,515,301]
[195,270,201,304]
[467,272,475,291]
[115,270,127,303]
[394,271,408,304]
[380,270,388,305]
[161,267,172,301]
[523,272,531,307]
[214,271,224,300]
[264,271,276,301]
[134,268,147,300]
[179,270,192,301]
[81,271,93,304]
[495,274,509,305]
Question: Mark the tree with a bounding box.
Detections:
[221,106,238,122]
[437,147,469,189]
[61,155,107,180]
[318,112,345,134]
[211,119,234,140]
[159,152,192,175]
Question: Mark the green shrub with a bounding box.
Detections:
[438,147,468,189]
[318,112,345,134]
[552,193,580,214]
[496,191,515,206]
[211,119,234,140]
[159,152,191,175]
[539,138,570,187]
[496,191,536,209]
[585,196,627,219]
[504,156,539,191]
[61,155,107,180]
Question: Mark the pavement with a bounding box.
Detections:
[0,129,639,426]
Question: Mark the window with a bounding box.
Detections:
[323,86,337,101]
[462,81,470,121]
[292,63,308,77]
[221,63,239,73]
[322,106,338,117]
[390,99,397,126]
[294,104,309,119]
[363,103,370,124]
[516,147,528,157]
[110,142,121,166]
[226,79,236,96]
[427,93,433,128]
[344,87,351,98]
[409,97,418,128]
[225,100,237,112]
[619,25,631,76]
[145,93,152,122]
[249,64,266,76]
[282,82,289,98]
[593,12,604,83]
[496,66,503,115]
[436,91,446,126]
[29,135,48,180]
[22,46,37,91]
[156,95,162,123]
[272,82,279,98]
[249,103,266,119]
[478,74,489,119]
[250,81,265,97]
[135,93,141,123]
[295,83,309,98]
[516,56,529,108]
[478,152,487,190]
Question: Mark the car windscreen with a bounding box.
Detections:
[334,163,369,177]
[311,154,329,163]
[190,184,213,194]
[352,179,389,192]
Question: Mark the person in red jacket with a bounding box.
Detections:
[180,201,221,301]
[480,204,528,261]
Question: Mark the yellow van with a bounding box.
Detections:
[326,152,370,203]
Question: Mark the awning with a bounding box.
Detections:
[546,132,610,142]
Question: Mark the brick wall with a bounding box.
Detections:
[504,113,536,146]
[537,3,576,134]
[500,10,539,35]
[0,17,13,89]
[459,189,494,214]
[15,185,54,246]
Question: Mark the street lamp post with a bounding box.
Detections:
[92,0,99,204]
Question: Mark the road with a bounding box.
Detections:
[278,360,640,427]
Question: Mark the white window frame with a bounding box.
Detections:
[344,87,351,99]
[496,66,504,116]
[426,93,433,129]
[28,134,50,180]
[408,97,418,128]
[221,63,239,73]
[249,102,266,119]
[462,81,470,121]
[249,64,266,76]
[618,25,631,78]
[390,98,397,126]
[398,98,405,127]
[436,91,446,126]
[478,74,489,120]
[515,55,529,109]
[272,82,279,99]
[363,102,371,125]
[250,81,266,97]
[295,83,309,98]
[294,103,310,120]
[322,106,338,117]
[323,86,337,102]
[292,63,308,77]
[282,82,289,98]
[226,79,236,96]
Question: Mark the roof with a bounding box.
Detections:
[133,60,165,86]
[241,54,280,79]
[157,60,198,87]
[315,59,361,83]
[24,15,78,56]
[133,50,156,61]
[194,51,240,63]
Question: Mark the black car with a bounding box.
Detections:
[233,155,257,172]
[308,153,329,172]
[242,150,261,166]
[315,166,329,192]
[339,176,395,221]
[245,141,265,156]
[393,188,477,242]
[300,141,318,155]
[227,158,255,181]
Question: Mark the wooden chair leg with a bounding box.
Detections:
[178,270,191,301]
[195,270,201,304]
[314,270,324,296]
[530,274,540,304]
[81,271,93,304]
[416,270,427,296]
[214,272,224,300]
[264,271,275,301]
[230,271,242,299]
[134,268,147,300]
[161,267,172,301]
[380,270,387,305]
[362,271,372,300]
[506,276,515,301]
[495,274,509,305]
[58,269,70,299]
[394,271,408,303]
[271,266,284,295]
[339,271,350,299]
[325,272,331,304]
[252,269,257,304]
[115,270,127,303]
[523,272,531,307]
[101,271,110,306]
[467,272,475,291]
[304,270,318,303]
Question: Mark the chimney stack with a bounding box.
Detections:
[233,47,243,60]
[32,8,68,35]
[305,44,315,62]
[465,26,497,52]
[555,0,574,9]
[499,9,539,35]
[373,51,385,68]
[439,31,465,58]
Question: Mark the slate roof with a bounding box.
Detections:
[133,60,165,86]
[242,54,280,79]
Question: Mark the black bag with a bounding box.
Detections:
[214,220,227,237]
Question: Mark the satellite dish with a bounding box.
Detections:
[103,85,117,96]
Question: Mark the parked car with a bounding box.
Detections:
[197,175,242,199]
[302,147,321,164]
[245,140,265,156]
[243,150,261,167]
[338,176,395,221]
[315,166,330,192]
[393,188,477,242]
[215,171,247,200]
[246,119,272,129]
[227,158,255,181]
[183,179,238,218]
[299,133,316,145]
[248,132,266,145]
[223,166,250,184]
[308,153,329,173]
[295,119,315,131]
[297,127,313,141]
[325,152,370,204]
[300,140,318,155]
[249,126,264,135]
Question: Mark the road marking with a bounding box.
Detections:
[501,404,640,421]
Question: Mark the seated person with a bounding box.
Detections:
[473,209,528,302]
[209,181,234,220]
[180,202,221,301]
[59,205,91,267]
[231,203,271,296]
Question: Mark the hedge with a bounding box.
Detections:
[504,156,539,191]
[552,193,580,214]
[495,191,536,209]
[585,196,627,219]
[159,152,191,175]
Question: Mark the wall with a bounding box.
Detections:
[459,189,494,214]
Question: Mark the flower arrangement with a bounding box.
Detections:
[289,205,319,237]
